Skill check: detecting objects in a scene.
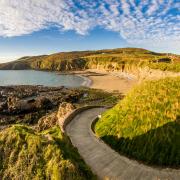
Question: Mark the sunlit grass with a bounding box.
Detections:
[0,125,96,179]
[95,77,180,166]
[148,62,180,72]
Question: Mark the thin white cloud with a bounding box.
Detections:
[0,0,179,50]
[0,0,93,36]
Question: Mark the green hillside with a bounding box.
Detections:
[0,125,95,180]
[0,48,180,72]
[95,77,180,166]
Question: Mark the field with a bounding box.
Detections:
[95,77,180,167]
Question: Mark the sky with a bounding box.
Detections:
[0,0,179,62]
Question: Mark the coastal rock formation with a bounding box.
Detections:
[0,86,81,115]
[136,67,180,81]
[0,85,119,127]
[36,112,57,131]
[57,102,75,132]
[0,48,179,74]
[36,102,75,132]
[0,86,82,127]
[7,96,19,112]
[6,96,53,114]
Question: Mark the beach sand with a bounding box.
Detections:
[71,69,137,94]
[90,74,136,94]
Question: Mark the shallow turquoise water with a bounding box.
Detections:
[0,70,85,87]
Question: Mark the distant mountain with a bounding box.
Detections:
[0,48,179,72]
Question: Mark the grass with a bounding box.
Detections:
[148,62,180,72]
[77,88,122,107]
[0,125,96,180]
[95,77,180,167]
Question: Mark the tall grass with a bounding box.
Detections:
[148,62,180,72]
[95,77,180,166]
[0,125,95,179]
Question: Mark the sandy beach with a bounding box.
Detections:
[90,74,136,94]
[68,69,137,94]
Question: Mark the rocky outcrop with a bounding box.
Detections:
[57,102,75,132]
[35,102,75,132]
[0,102,6,112]
[106,66,180,82]
[0,86,85,127]
[136,67,180,81]
[6,96,53,114]
[117,66,180,81]
[7,96,20,113]
[36,112,57,131]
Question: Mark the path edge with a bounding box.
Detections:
[90,115,180,173]
[62,105,110,132]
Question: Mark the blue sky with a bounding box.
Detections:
[0,28,129,61]
[0,0,179,62]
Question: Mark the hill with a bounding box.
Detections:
[95,77,180,167]
[0,48,180,72]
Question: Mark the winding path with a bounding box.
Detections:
[65,107,180,180]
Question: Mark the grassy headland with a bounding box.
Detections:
[95,77,180,167]
[0,48,179,73]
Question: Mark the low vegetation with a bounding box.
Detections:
[95,77,180,167]
[77,88,121,107]
[0,125,96,179]
[148,62,180,72]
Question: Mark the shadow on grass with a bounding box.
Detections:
[101,121,180,168]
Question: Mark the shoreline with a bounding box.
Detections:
[77,75,93,87]
[0,69,137,93]
[72,69,137,94]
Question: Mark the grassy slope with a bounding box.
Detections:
[0,88,119,179]
[95,77,180,166]
[0,125,96,180]
[0,48,179,72]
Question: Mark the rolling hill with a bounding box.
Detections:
[0,48,180,72]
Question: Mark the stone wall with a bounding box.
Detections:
[57,105,108,132]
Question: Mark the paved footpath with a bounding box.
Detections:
[66,107,180,180]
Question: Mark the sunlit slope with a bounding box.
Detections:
[0,48,179,72]
[0,125,95,179]
[95,77,180,166]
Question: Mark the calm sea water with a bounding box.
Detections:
[0,70,85,87]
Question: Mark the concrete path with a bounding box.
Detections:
[65,107,180,180]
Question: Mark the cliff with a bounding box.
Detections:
[1,48,179,73]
